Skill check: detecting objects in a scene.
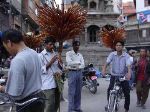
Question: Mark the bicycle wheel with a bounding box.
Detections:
[108,93,117,112]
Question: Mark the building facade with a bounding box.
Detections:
[0,0,41,62]
[82,0,120,46]
[125,0,150,50]
[0,0,21,31]
[0,0,41,33]
[68,0,121,45]
[123,1,136,16]
[62,0,121,68]
[21,0,40,33]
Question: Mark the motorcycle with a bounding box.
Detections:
[82,64,99,94]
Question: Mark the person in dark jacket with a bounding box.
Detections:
[135,48,150,109]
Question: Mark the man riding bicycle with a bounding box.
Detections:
[102,41,131,112]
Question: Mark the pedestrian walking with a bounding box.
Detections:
[135,48,150,109]
[66,40,85,112]
[39,37,62,112]
[102,41,131,112]
[0,29,45,112]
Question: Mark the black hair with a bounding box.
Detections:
[115,41,125,46]
[72,40,80,46]
[1,29,23,43]
[140,47,147,52]
[44,36,56,44]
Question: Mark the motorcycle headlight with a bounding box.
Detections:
[115,86,120,90]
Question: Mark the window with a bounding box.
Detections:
[142,29,147,38]
[147,28,150,37]
[90,1,96,9]
[145,0,150,7]
[139,29,147,38]
[29,0,34,8]
[35,9,38,15]
[87,25,100,42]
[89,29,96,42]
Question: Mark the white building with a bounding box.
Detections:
[136,0,150,23]
[136,0,150,12]
[124,0,150,51]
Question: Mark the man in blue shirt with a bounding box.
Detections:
[102,41,131,112]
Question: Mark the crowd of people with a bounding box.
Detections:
[0,29,150,112]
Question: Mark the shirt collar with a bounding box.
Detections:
[42,49,49,55]
[71,50,79,55]
[43,49,56,56]
[114,51,126,56]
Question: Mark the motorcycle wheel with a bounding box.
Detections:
[89,80,97,94]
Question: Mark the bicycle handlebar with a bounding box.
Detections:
[114,76,126,82]
[119,77,126,82]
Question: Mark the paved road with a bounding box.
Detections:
[0,78,150,112]
[60,78,150,112]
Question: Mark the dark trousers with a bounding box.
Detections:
[16,91,45,112]
[68,70,82,112]
[43,88,60,112]
[107,76,130,111]
[136,80,150,105]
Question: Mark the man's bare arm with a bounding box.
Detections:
[102,63,109,76]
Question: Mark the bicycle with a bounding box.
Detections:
[105,76,125,112]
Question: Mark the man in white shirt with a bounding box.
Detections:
[39,37,62,112]
[66,40,85,112]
